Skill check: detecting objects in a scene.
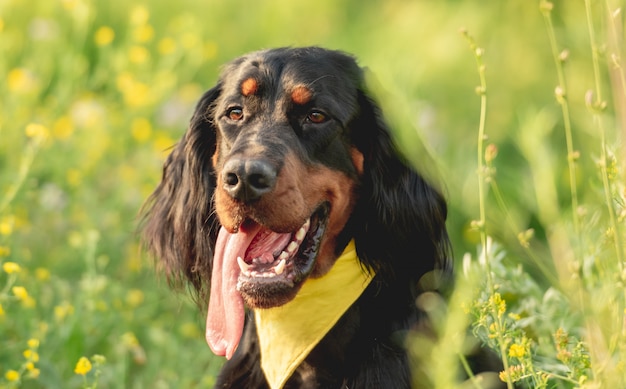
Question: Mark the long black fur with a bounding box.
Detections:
[142,47,452,388]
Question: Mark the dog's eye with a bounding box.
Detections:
[227,107,244,121]
[306,111,327,124]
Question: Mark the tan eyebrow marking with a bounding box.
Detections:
[241,77,259,96]
[291,85,312,105]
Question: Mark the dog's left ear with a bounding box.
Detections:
[350,89,452,286]
[140,85,221,298]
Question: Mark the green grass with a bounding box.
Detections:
[1,0,625,387]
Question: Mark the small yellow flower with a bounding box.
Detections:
[54,302,75,320]
[94,26,115,46]
[25,362,35,371]
[0,216,14,235]
[0,303,5,316]
[28,338,40,349]
[12,286,29,300]
[3,262,21,274]
[508,343,526,359]
[5,369,19,381]
[23,349,39,362]
[133,24,154,43]
[25,123,49,140]
[131,118,152,142]
[129,45,150,64]
[130,5,150,25]
[52,116,74,140]
[35,268,51,281]
[28,368,40,378]
[489,292,506,318]
[74,356,92,375]
[0,245,11,256]
[158,37,177,55]
[126,289,145,307]
[8,68,38,93]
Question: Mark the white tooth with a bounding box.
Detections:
[237,257,251,275]
[303,218,310,229]
[278,251,289,260]
[275,259,286,275]
[295,227,306,241]
[286,241,298,254]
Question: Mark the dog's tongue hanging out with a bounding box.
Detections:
[206,223,292,359]
[205,227,249,359]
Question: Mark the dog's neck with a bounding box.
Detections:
[254,240,374,389]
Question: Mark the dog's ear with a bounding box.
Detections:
[141,85,221,299]
[351,90,452,287]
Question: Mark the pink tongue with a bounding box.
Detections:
[205,223,293,359]
[205,225,258,359]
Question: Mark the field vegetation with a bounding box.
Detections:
[1,0,625,387]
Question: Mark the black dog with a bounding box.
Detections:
[142,47,451,388]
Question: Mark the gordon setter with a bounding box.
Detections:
[142,47,453,388]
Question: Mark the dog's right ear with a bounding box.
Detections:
[140,85,221,299]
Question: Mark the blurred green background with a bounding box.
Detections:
[1,0,621,387]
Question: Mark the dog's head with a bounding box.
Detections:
[142,47,450,358]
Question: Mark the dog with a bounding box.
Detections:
[142,47,452,388]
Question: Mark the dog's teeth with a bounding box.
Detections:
[286,241,298,254]
[237,256,251,275]
[295,227,306,242]
[278,251,289,261]
[275,259,286,275]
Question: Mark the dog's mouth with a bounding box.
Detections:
[206,203,329,359]
[236,204,328,298]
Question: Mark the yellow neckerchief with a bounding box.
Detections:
[254,240,374,389]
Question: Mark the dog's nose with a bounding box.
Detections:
[222,159,277,202]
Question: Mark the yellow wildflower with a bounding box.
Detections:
[158,37,177,55]
[25,123,49,140]
[52,116,74,139]
[0,303,4,315]
[0,216,14,235]
[126,289,144,307]
[0,246,10,256]
[131,118,152,142]
[130,5,149,25]
[12,286,29,300]
[94,26,115,46]
[35,268,51,281]
[74,356,92,375]
[489,292,506,318]
[54,302,75,320]
[129,45,150,64]
[8,68,38,94]
[28,338,40,349]
[5,370,19,381]
[28,367,40,378]
[508,343,526,359]
[133,24,154,43]
[23,349,39,362]
[3,262,20,274]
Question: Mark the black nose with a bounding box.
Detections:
[222,158,277,202]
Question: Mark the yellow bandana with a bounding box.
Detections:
[254,240,374,389]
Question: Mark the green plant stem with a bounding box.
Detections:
[541,3,582,254]
[458,353,484,389]
[462,30,514,389]
[587,0,625,271]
